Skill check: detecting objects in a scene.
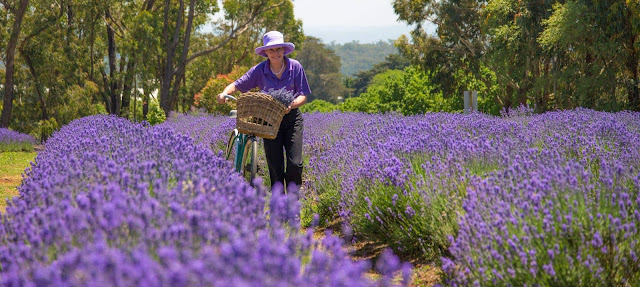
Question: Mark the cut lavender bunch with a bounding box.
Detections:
[262,87,296,107]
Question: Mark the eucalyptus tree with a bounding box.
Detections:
[482,0,556,110]
[0,0,29,128]
[530,0,639,111]
[393,0,640,111]
[296,36,345,103]
[538,1,621,110]
[157,0,302,113]
[392,0,494,107]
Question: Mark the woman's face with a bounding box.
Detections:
[265,47,284,63]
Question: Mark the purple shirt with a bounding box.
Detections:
[233,57,311,97]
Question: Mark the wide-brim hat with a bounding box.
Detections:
[255,31,295,57]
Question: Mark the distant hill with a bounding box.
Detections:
[326,40,398,76]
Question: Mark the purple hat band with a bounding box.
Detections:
[255,31,295,57]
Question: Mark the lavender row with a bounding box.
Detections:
[440,110,640,285]
[159,112,234,153]
[0,128,37,151]
[0,115,409,286]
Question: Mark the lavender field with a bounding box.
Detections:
[0,115,409,286]
[163,108,640,285]
[1,108,639,286]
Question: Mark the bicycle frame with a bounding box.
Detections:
[227,130,255,172]
[223,94,259,185]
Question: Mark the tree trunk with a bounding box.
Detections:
[628,38,640,111]
[106,8,119,115]
[143,94,149,120]
[168,0,196,112]
[23,53,48,122]
[121,61,136,117]
[159,0,181,113]
[1,0,30,128]
[116,58,127,115]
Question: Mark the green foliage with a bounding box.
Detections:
[35,118,59,143]
[305,64,498,115]
[393,0,640,111]
[147,99,167,125]
[338,95,380,113]
[342,67,453,115]
[300,100,337,113]
[300,184,341,228]
[0,142,34,152]
[346,54,411,97]
[350,181,459,259]
[450,64,503,115]
[296,36,346,103]
[59,81,106,125]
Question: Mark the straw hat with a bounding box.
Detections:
[255,31,295,57]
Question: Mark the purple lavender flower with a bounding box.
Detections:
[0,114,407,286]
[262,87,296,107]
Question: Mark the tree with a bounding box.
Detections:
[347,53,409,97]
[393,0,492,107]
[393,0,640,111]
[158,0,302,113]
[296,36,345,103]
[1,0,29,128]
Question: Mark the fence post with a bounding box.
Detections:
[472,91,478,112]
[464,91,470,114]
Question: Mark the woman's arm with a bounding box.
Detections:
[217,83,237,104]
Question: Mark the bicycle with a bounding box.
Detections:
[222,92,286,186]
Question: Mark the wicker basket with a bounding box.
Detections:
[236,92,286,139]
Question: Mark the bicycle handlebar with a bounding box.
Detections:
[224,94,237,101]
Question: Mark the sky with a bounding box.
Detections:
[292,0,424,44]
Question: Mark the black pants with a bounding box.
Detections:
[263,109,304,190]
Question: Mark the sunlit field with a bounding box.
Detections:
[1,107,638,286]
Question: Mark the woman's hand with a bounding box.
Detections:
[218,83,236,104]
[217,93,227,104]
[285,95,306,113]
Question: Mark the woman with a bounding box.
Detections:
[217,31,311,191]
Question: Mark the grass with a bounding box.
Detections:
[0,142,35,152]
[0,151,36,212]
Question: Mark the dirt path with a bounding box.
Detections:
[309,224,441,286]
[0,176,21,213]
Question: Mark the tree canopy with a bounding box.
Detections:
[392,0,640,111]
[0,0,303,137]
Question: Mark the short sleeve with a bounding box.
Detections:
[293,61,312,97]
[233,65,259,93]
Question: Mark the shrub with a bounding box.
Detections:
[196,66,247,115]
[300,99,337,113]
